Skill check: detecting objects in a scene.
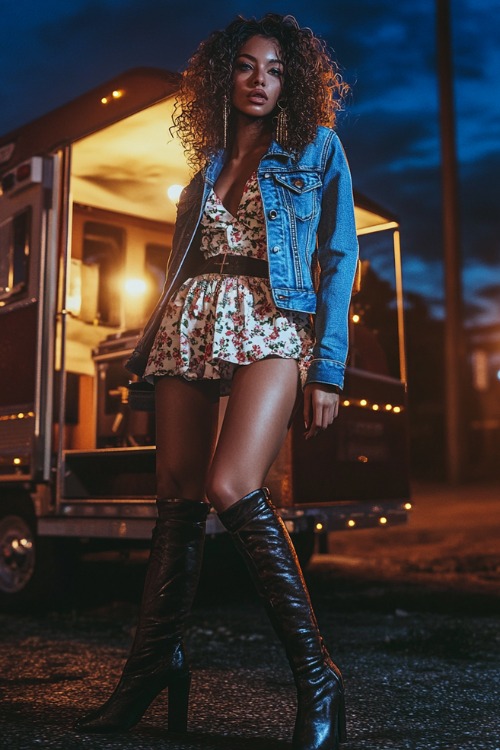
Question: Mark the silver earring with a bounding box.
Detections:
[276,101,289,146]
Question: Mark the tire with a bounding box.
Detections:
[0,496,74,612]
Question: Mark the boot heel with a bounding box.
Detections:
[167,672,191,732]
[337,688,347,743]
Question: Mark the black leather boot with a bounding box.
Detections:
[74,498,210,734]
[218,488,346,750]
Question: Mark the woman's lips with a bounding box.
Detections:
[247,91,268,103]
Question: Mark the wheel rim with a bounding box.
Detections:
[0,515,35,593]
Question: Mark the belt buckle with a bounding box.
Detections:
[217,253,228,273]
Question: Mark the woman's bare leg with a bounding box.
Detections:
[206,358,300,511]
[74,376,219,734]
[155,376,220,501]
[212,360,346,749]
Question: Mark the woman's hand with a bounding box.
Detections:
[303,383,340,440]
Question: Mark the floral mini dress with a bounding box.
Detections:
[144,172,314,393]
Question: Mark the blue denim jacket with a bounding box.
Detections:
[126,126,358,389]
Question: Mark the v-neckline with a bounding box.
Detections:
[213,171,256,220]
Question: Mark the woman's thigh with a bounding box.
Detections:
[206,358,300,511]
[155,376,220,500]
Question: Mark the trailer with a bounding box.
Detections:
[0,68,411,609]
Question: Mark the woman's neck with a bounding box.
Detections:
[229,115,273,160]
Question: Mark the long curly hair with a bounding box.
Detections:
[172,13,348,171]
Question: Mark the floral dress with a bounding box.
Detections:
[144,172,314,393]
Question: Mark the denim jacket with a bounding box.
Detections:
[126,126,359,389]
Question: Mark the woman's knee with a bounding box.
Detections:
[156,467,205,502]
[205,469,258,512]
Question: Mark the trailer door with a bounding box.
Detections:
[0,155,60,481]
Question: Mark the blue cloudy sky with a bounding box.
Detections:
[1,0,499,325]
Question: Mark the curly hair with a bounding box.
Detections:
[172,13,348,171]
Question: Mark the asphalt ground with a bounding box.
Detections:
[317,479,500,605]
[0,480,499,750]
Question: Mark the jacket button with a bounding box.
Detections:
[271,245,280,254]
[268,209,278,220]
[293,178,304,189]
[264,172,271,178]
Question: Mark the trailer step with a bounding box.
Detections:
[63,447,156,499]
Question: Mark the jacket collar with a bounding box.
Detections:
[265,139,294,159]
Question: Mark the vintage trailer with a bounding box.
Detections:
[0,69,410,608]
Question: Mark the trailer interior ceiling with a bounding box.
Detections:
[71,98,186,225]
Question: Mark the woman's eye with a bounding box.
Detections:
[269,67,283,77]
[236,62,252,71]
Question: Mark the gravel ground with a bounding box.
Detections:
[0,599,499,750]
[0,480,499,750]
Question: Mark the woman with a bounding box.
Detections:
[75,13,358,750]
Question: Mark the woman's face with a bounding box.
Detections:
[231,35,284,118]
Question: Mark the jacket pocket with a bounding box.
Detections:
[273,172,322,220]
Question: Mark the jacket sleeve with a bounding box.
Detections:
[306,133,359,390]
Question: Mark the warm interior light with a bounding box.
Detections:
[124,278,148,296]
[315,522,324,531]
[372,404,379,411]
[360,399,367,406]
[347,519,356,528]
[343,399,350,407]
[13,457,21,465]
[101,89,124,105]
[352,313,360,323]
[167,184,185,203]
[404,502,412,510]
[379,516,388,525]
[385,404,393,411]
[393,406,401,413]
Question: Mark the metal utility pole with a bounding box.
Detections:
[436,0,466,484]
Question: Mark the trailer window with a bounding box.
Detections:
[82,222,125,326]
[0,208,31,301]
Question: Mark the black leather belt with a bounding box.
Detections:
[196,254,268,279]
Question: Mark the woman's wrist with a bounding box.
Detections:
[305,381,341,395]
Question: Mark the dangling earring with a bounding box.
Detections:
[276,100,289,147]
[223,95,230,149]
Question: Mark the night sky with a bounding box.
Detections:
[2,0,499,326]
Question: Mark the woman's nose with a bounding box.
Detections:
[254,70,265,85]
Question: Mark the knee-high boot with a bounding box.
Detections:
[218,488,346,750]
[74,498,210,734]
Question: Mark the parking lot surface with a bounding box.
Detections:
[0,480,499,749]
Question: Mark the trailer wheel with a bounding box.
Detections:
[0,500,70,611]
